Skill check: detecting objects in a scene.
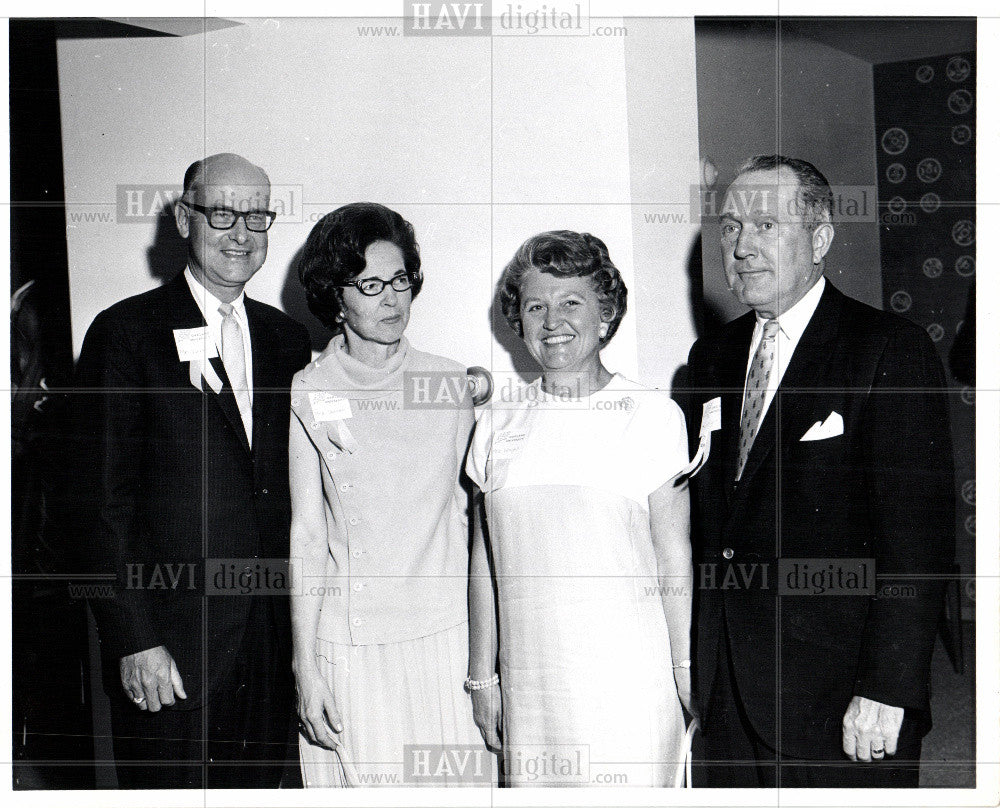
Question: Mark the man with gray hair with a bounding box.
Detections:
[687,155,954,786]
[74,153,311,788]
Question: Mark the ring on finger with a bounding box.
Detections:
[132,694,147,704]
[871,748,885,758]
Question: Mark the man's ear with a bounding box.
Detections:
[174,199,190,238]
[812,222,834,264]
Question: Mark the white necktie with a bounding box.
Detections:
[736,319,780,481]
[219,303,252,445]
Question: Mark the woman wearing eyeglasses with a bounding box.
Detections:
[289,203,488,786]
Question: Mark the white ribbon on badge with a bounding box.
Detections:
[174,327,223,393]
[309,392,359,454]
[678,397,721,478]
[189,359,223,394]
[331,419,359,454]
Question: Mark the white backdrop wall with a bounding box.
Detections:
[58,17,700,391]
[625,18,702,388]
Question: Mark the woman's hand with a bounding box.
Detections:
[673,667,697,726]
[294,661,344,750]
[471,684,502,753]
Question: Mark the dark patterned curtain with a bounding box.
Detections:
[874,52,975,617]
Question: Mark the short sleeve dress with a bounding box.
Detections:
[467,374,690,786]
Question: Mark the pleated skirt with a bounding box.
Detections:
[299,621,494,787]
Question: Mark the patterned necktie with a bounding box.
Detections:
[736,319,781,481]
[219,302,252,444]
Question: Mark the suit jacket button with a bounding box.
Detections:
[722,547,734,560]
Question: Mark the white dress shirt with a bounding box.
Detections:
[184,267,253,405]
[740,276,826,425]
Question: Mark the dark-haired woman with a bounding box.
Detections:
[289,203,487,786]
[466,231,693,786]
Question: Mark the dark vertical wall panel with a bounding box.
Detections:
[10,19,73,383]
[10,19,95,790]
[874,51,976,615]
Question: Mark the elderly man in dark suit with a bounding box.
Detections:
[687,155,954,787]
[74,153,311,788]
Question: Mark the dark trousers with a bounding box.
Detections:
[695,619,922,788]
[109,600,299,789]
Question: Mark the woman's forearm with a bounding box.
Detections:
[289,417,330,677]
[650,479,693,664]
[290,525,328,676]
[660,556,693,665]
[468,493,498,680]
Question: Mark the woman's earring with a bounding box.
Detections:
[599,323,609,338]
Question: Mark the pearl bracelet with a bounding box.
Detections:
[464,673,500,692]
[672,659,691,669]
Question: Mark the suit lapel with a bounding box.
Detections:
[717,315,756,508]
[727,282,845,514]
[246,299,283,459]
[209,355,252,455]
[159,272,206,331]
[164,273,251,456]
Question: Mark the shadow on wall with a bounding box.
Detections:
[687,231,728,341]
[671,231,729,403]
[281,231,542,378]
[486,229,732,392]
[141,205,330,355]
[489,287,539,384]
[145,212,735,392]
[281,244,332,354]
[145,205,188,284]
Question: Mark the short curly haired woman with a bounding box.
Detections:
[290,203,488,786]
[466,230,693,786]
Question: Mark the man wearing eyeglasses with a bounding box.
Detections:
[73,153,311,788]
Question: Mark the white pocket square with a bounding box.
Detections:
[800,411,844,442]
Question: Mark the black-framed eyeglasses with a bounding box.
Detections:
[341,273,414,297]
[184,202,277,232]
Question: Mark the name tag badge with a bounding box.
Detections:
[173,327,217,362]
[701,397,722,437]
[309,392,354,421]
[491,429,527,460]
[679,397,723,479]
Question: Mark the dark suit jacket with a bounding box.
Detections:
[73,272,312,707]
[687,281,954,758]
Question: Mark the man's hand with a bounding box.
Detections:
[119,646,187,712]
[842,696,904,762]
